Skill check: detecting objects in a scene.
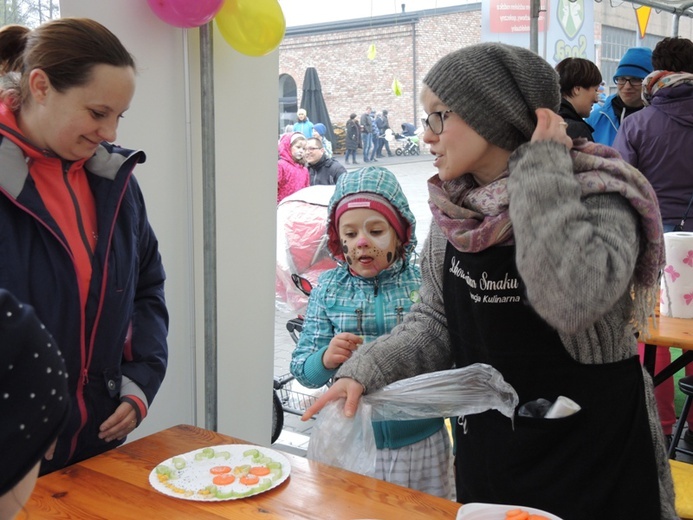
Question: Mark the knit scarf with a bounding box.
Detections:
[428,140,665,333]
[642,70,693,105]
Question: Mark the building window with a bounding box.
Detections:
[278,74,297,136]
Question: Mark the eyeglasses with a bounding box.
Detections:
[615,77,643,87]
[421,110,453,135]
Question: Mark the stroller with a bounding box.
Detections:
[276,185,337,314]
[273,186,337,443]
[394,134,420,156]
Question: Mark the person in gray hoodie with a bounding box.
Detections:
[303,43,676,520]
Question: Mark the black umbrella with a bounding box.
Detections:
[300,67,335,146]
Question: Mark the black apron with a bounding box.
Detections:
[443,243,660,520]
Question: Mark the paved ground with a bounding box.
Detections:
[272,151,436,455]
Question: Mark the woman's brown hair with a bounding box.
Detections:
[0,18,135,108]
[555,57,602,96]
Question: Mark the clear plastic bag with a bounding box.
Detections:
[307,363,519,476]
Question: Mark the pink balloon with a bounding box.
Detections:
[146,0,224,28]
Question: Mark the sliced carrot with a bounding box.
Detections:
[249,466,271,476]
[210,465,232,475]
[528,516,550,520]
[506,510,530,520]
[240,474,260,486]
[212,474,236,486]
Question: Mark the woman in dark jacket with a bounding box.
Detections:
[345,113,361,164]
[0,19,168,473]
[555,57,602,141]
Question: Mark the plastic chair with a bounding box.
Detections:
[669,375,693,460]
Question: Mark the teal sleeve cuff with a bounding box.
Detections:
[303,346,338,387]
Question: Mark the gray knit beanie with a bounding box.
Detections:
[423,43,561,151]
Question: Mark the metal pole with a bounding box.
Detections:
[530,0,540,53]
[673,12,681,36]
[200,23,218,432]
[411,22,418,126]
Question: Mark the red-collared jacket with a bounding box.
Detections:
[0,107,168,471]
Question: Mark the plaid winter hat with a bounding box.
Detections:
[0,289,69,495]
[423,42,561,151]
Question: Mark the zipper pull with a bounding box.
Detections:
[457,415,468,434]
[81,368,89,386]
[396,306,404,325]
[373,277,379,297]
[355,308,364,336]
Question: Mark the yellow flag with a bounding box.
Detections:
[367,44,376,60]
[392,78,403,97]
[635,6,651,39]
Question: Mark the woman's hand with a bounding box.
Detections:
[301,378,364,420]
[98,401,138,443]
[322,333,363,370]
[532,108,573,149]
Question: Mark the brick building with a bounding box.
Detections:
[278,2,693,152]
[278,4,482,148]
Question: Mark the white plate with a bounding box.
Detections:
[149,444,290,501]
[456,502,563,520]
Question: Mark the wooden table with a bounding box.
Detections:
[25,424,461,519]
[642,315,693,386]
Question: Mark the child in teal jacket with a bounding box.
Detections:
[291,166,453,499]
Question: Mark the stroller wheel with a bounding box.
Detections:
[413,148,420,155]
[403,148,410,156]
[395,148,403,156]
[271,390,284,444]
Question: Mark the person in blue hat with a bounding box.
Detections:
[312,123,333,158]
[585,47,653,146]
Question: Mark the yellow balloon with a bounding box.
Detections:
[215,0,286,57]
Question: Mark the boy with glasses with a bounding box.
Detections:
[585,46,653,146]
[304,138,346,186]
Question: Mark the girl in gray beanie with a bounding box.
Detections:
[303,43,676,519]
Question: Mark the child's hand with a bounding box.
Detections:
[322,332,363,370]
[532,108,572,149]
[302,377,365,420]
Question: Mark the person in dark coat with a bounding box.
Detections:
[400,122,416,136]
[375,110,394,158]
[0,19,169,473]
[305,138,346,185]
[345,113,360,165]
[555,57,602,141]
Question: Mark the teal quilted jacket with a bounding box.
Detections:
[290,166,444,449]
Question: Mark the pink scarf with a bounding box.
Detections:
[642,71,693,106]
[428,140,664,289]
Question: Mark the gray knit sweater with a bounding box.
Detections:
[336,140,677,518]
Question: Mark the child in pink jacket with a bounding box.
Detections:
[277,132,309,203]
